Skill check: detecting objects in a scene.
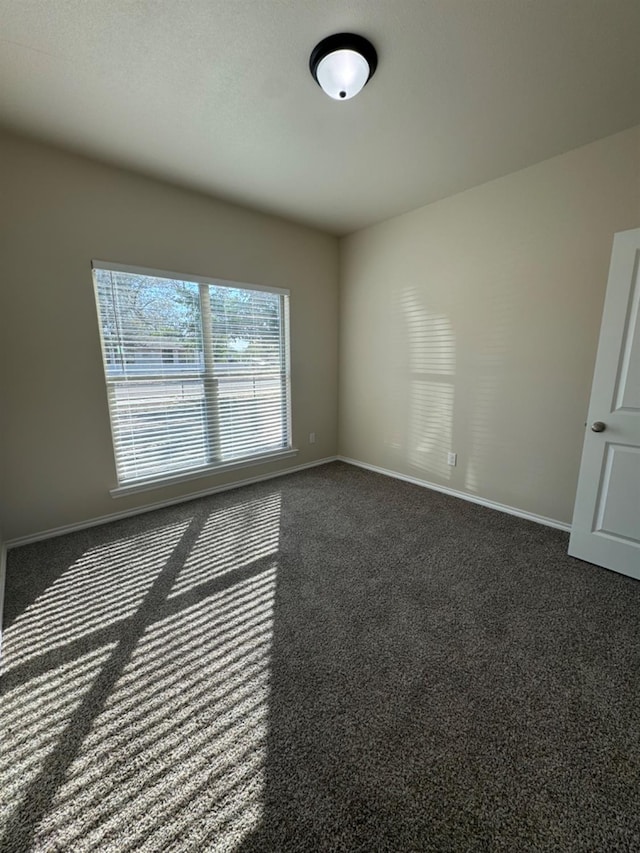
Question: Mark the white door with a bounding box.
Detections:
[569,228,640,580]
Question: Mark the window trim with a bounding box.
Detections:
[109,448,299,497]
[92,260,290,297]
[92,260,296,494]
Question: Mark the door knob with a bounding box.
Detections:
[591,421,606,432]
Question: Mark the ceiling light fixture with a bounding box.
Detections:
[309,33,378,101]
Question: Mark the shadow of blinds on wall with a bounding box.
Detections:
[92,262,291,488]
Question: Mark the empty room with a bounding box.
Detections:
[1,1,639,851]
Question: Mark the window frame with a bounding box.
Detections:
[92,260,296,496]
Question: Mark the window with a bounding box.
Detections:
[92,262,292,490]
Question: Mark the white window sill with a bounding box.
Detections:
[110,448,299,497]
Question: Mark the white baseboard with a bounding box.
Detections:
[4,452,571,550]
[338,456,571,532]
[6,456,339,549]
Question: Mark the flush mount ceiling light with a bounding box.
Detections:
[309,33,378,101]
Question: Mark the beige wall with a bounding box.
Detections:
[339,127,640,524]
[0,131,339,541]
[2,127,638,540]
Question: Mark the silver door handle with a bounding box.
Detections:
[591,421,606,432]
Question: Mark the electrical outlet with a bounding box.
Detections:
[447,451,457,466]
[309,432,316,444]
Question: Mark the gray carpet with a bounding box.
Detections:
[1,461,639,852]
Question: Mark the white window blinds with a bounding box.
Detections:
[92,263,291,487]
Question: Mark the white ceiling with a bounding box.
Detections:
[1,0,639,235]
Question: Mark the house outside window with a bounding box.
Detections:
[92,262,292,490]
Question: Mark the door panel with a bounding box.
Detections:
[569,228,640,580]
[614,259,640,410]
[594,444,640,541]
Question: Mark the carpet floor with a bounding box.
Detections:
[1,461,639,852]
